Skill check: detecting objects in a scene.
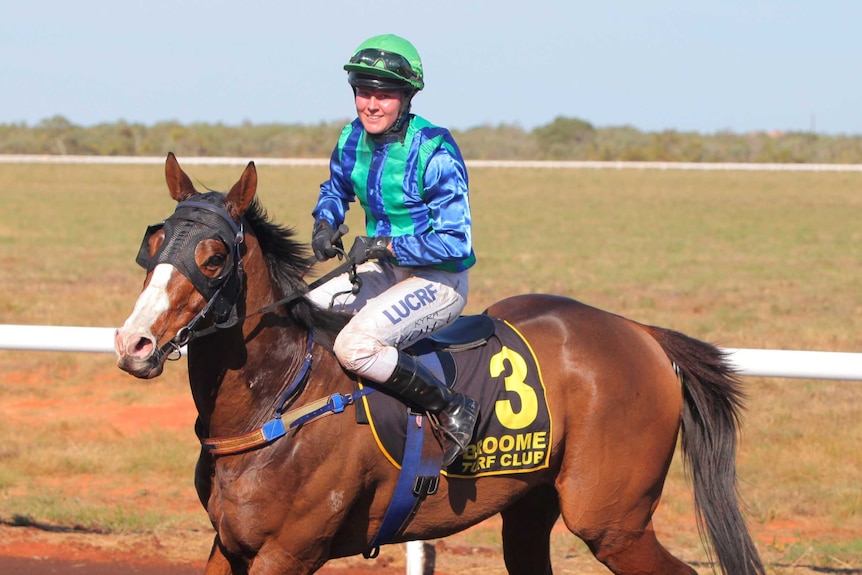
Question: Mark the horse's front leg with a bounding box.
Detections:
[194,419,215,509]
[211,479,344,574]
[205,535,236,575]
[196,427,238,574]
[248,543,329,575]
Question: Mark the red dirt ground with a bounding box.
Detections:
[1,367,859,574]
[2,518,861,575]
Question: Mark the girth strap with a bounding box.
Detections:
[364,410,442,558]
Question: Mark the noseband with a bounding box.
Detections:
[136,193,245,359]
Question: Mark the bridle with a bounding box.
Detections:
[136,194,247,362]
[135,196,357,364]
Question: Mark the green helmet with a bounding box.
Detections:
[344,34,424,91]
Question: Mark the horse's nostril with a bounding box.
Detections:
[131,336,154,358]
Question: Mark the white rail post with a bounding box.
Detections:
[405,540,425,575]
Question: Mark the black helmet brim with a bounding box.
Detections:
[347,72,415,92]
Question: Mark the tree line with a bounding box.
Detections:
[2,115,861,163]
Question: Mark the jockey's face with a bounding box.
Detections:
[354,88,405,134]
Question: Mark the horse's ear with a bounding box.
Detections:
[225,161,257,221]
[165,152,198,202]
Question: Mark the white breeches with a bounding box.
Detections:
[306,261,469,383]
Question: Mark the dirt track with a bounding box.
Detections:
[1,368,858,574]
[2,522,861,575]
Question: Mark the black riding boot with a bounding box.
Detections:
[381,351,479,466]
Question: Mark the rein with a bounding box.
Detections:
[194,257,363,455]
[162,255,358,356]
[154,213,355,362]
[145,204,363,453]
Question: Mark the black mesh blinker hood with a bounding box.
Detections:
[135,193,244,326]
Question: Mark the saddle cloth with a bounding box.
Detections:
[358,317,552,479]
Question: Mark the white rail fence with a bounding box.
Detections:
[2,154,862,172]
[2,324,862,381]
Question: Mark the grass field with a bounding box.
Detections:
[0,161,860,572]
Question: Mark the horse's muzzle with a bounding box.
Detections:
[114,329,167,379]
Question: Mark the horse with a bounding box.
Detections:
[114,153,765,575]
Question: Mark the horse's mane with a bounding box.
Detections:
[244,198,350,348]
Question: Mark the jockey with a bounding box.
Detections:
[307,34,478,466]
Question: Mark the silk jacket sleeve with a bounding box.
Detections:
[390,146,473,266]
[311,144,354,228]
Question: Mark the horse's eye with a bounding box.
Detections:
[205,254,226,269]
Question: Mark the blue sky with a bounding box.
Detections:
[2,0,860,135]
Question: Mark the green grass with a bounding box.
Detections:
[0,162,860,565]
[6,495,176,533]
[3,164,860,351]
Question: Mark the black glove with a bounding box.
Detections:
[348,236,392,265]
[311,221,341,262]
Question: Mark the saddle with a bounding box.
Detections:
[357,313,552,478]
[405,313,497,385]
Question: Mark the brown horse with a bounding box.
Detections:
[115,153,765,575]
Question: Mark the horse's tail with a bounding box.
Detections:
[649,326,766,575]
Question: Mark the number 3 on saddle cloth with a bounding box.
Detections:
[356,315,553,479]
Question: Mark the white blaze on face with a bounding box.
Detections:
[119,264,175,335]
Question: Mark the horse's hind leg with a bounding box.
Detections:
[558,465,698,574]
[500,485,560,575]
[580,520,695,575]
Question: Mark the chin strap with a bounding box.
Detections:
[368,98,413,144]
